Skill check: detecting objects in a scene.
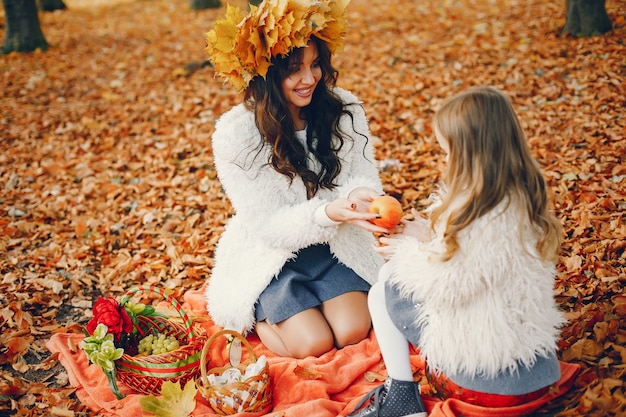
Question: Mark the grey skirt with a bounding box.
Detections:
[254,244,370,325]
[384,280,561,396]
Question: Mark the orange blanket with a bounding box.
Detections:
[46,287,580,417]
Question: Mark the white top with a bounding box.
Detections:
[388,194,564,378]
[296,127,343,227]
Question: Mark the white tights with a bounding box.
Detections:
[368,277,414,382]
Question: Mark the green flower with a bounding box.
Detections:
[81,324,124,374]
[124,301,147,316]
[123,302,160,332]
[80,323,126,399]
[89,322,109,339]
[81,324,111,354]
[91,350,122,373]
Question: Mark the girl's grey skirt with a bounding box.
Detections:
[384,280,561,396]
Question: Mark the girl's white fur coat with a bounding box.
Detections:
[206,88,384,334]
[388,200,564,378]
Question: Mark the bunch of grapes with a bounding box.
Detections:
[137,333,180,355]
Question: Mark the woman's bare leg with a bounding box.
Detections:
[255,308,335,358]
[321,291,371,348]
[255,321,291,356]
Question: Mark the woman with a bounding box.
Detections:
[204,0,387,358]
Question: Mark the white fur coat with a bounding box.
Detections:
[206,88,384,333]
[388,199,564,378]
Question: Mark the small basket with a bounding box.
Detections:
[114,285,207,396]
[198,329,272,415]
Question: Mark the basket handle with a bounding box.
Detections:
[200,329,257,385]
[119,285,197,342]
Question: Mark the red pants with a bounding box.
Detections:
[428,372,550,408]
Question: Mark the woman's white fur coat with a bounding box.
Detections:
[206,88,384,334]
[388,199,564,378]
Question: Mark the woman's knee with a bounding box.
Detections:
[323,291,371,348]
[255,321,291,357]
[334,319,371,348]
[286,332,335,358]
[275,309,335,358]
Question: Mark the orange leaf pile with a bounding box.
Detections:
[0,0,624,415]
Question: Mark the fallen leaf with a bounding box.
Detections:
[140,380,197,417]
[294,364,323,380]
[364,371,386,383]
[1,0,625,416]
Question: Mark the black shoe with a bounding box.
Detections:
[348,378,427,417]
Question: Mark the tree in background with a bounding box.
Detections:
[37,0,66,12]
[562,0,612,37]
[1,0,48,53]
[190,0,221,10]
[189,1,261,13]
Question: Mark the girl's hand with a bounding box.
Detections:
[373,236,399,260]
[400,208,430,241]
[373,208,429,260]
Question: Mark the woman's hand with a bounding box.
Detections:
[325,187,389,233]
[346,187,382,212]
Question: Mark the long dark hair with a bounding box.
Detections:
[244,36,354,199]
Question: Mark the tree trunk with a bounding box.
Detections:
[190,0,220,10]
[37,0,67,12]
[2,0,49,53]
[561,0,612,37]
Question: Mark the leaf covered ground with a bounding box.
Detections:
[0,0,625,415]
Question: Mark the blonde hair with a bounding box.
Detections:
[431,86,561,262]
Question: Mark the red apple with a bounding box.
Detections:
[368,196,403,228]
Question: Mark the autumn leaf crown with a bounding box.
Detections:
[205,0,350,92]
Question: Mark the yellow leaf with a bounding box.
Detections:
[12,356,30,373]
[364,371,386,383]
[49,406,75,417]
[101,91,121,101]
[294,364,323,380]
[171,67,188,77]
[140,380,197,417]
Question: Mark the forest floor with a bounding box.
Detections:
[1,0,625,416]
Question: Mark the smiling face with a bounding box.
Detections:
[281,41,322,129]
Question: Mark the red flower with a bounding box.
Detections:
[86,296,133,342]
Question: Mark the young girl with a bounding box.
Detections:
[349,86,564,416]
[203,0,388,359]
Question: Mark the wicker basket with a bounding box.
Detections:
[198,329,272,415]
[113,285,207,396]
